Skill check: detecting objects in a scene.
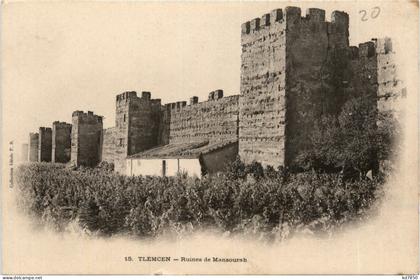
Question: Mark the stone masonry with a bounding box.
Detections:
[102,89,240,173]
[163,90,239,144]
[71,111,103,167]
[38,127,52,162]
[106,91,162,172]
[52,121,72,163]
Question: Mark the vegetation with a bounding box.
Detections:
[295,96,400,177]
[15,161,385,241]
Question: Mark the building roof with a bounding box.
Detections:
[127,140,238,159]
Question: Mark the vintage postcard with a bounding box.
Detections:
[1,0,418,275]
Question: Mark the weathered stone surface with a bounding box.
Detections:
[113,91,162,172]
[102,127,116,163]
[239,8,288,167]
[38,127,52,162]
[52,121,72,163]
[71,111,103,167]
[374,37,405,115]
[166,93,239,144]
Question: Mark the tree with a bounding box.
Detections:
[296,96,399,178]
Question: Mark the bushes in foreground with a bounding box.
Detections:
[15,162,385,241]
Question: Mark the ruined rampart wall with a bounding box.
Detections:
[165,91,239,144]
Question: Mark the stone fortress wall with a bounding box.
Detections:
[102,89,239,172]
[163,90,239,145]
[23,6,404,171]
[239,7,404,168]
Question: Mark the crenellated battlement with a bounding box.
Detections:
[331,10,349,25]
[53,121,72,128]
[190,96,199,105]
[39,127,52,133]
[241,7,349,39]
[374,37,393,54]
[116,90,161,107]
[306,8,325,22]
[241,8,284,35]
[72,110,103,123]
[346,38,393,60]
[116,91,137,102]
[165,90,234,113]
[358,41,376,57]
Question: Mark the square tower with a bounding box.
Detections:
[239,7,350,168]
[38,127,52,162]
[71,111,103,167]
[52,121,72,163]
[114,91,161,172]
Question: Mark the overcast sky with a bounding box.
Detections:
[2,1,414,146]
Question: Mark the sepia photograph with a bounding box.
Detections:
[1,0,418,275]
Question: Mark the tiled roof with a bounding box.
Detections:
[127,140,238,159]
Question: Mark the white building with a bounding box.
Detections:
[125,141,238,178]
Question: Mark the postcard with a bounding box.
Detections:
[1,0,418,275]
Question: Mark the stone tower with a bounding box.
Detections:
[239,7,354,168]
[373,37,405,115]
[38,127,52,162]
[114,91,161,172]
[71,111,103,167]
[28,133,39,162]
[52,121,72,163]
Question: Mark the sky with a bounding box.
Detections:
[1,1,415,146]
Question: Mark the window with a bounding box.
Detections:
[123,114,126,122]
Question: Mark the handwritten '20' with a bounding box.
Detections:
[359,7,381,21]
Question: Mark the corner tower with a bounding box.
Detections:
[239,7,350,167]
